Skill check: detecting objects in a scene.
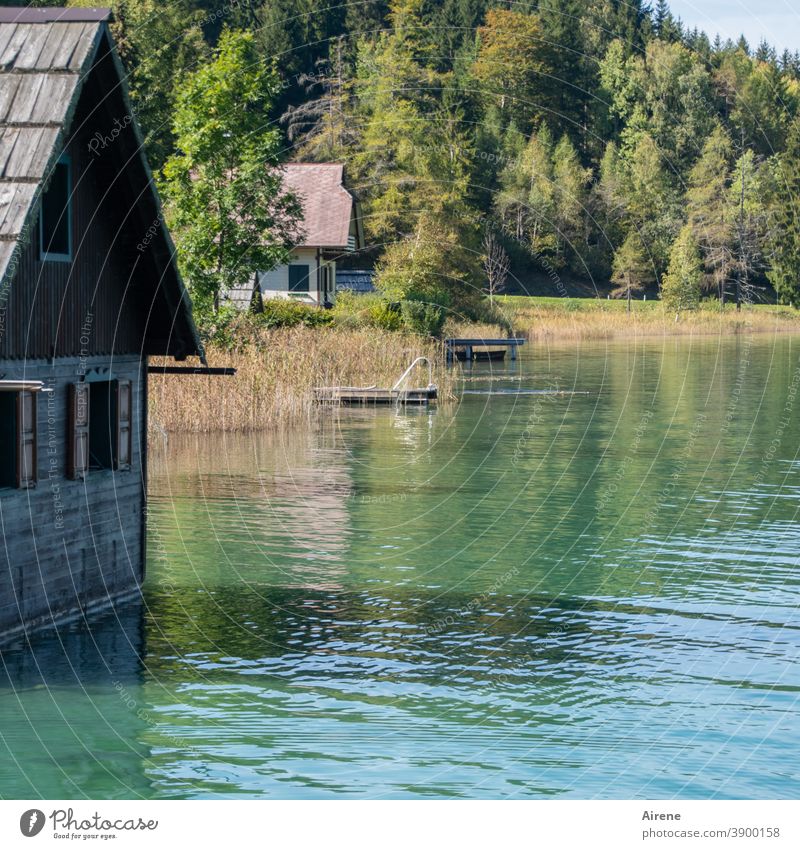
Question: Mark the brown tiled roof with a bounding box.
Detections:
[282,163,354,249]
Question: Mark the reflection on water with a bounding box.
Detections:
[1,336,799,798]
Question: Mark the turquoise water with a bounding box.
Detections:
[1,335,799,798]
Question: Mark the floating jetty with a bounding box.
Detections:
[313,386,437,405]
[314,357,438,405]
[445,337,526,362]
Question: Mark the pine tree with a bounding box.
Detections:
[281,37,356,160]
[354,0,473,242]
[653,0,669,38]
[552,134,591,266]
[611,229,655,311]
[687,126,735,301]
[472,8,546,132]
[765,117,800,307]
[661,225,702,314]
[537,0,595,147]
[495,124,556,252]
[729,148,767,307]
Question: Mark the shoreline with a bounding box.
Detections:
[148,300,800,434]
[148,326,456,435]
[496,296,800,341]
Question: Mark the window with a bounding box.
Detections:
[39,155,71,261]
[0,390,37,489]
[77,380,132,473]
[288,264,310,293]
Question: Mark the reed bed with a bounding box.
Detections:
[149,326,455,433]
[499,297,800,341]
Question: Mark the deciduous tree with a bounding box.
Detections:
[163,30,302,313]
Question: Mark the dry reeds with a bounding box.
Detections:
[148,326,455,434]
[500,297,800,341]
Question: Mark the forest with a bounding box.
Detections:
[57,0,800,319]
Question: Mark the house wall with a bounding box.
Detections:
[258,248,319,303]
[258,248,338,305]
[0,354,146,641]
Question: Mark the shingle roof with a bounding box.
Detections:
[281,163,355,249]
[0,12,107,280]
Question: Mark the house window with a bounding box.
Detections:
[0,390,37,489]
[288,264,310,292]
[78,380,132,473]
[39,155,72,261]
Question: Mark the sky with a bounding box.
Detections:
[668,0,800,54]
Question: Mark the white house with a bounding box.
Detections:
[225,163,363,309]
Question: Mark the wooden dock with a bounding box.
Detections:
[445,337,526,362]
[313,386,438,405]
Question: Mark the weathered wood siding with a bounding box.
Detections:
[0,355,145,638]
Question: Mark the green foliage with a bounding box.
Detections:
[373,214,480,313]
[332,290,449,336]
[766,117,800,307]
[552,134,592,268]
[495,123,555,250]
[194,300,332,348]
[258,300,334,329]
[473,9,546,131]
[351,0,475,245]
[601,38,717,173]
[661,225,703,312]
[332,291,403,330]
[70,0,207,169]
[611,230,656,303]
[162,30,302,315]
[100,0,800,315]
[686,126,735,296]
[400,300,446,336]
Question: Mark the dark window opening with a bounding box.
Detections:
[0,391,37,489]
[87,380,132,472]
[0,393,15,487]
[39,156,71,261]
[88,381,114,470]
[289,264,310,292]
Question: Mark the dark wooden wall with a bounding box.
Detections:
[0,355,146,639]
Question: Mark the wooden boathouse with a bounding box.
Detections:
[0,7,203,640]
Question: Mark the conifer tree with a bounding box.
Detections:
[765,117,800,307]
[611,230,655,311]
[687,126,735,301]
[661,225,703,314]
[552,134,591,265]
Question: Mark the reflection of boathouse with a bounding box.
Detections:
[0,8,203,640]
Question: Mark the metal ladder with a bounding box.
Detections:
[392,357,435,393]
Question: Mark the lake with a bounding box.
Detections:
[1,334,799,799]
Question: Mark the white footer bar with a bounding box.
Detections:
[2,800,797,848]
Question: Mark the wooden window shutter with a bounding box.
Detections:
[115,379,132,471]
[16,390,37,488]
[68,383,90,480]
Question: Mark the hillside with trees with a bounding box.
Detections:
[57,0,800,315]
